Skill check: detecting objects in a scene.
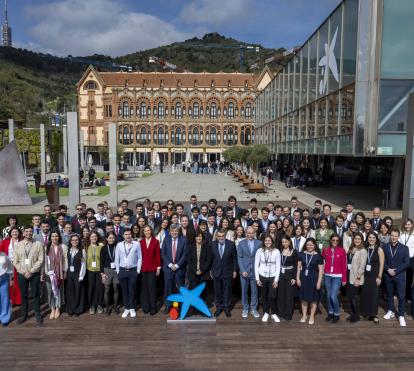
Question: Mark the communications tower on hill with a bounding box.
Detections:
[2,0,12,47]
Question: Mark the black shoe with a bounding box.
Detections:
[163,307,170,315]
[150,310,157,316]
[114,307,120,314]
[16,316,28,325]
[350,315,360,323]
[325,314,334,322]
[332,315,340,323]
[346,315,351,321]
[36,314,43,326]
[2,322,9,327]
[224,310,231,318]
[106,307,112,316]
[214,309,223,317]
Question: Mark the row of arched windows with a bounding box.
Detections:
[117,125,253,146]
[117,101,254,119]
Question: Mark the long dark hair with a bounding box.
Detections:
[303,237,320,254]
[106,231,117,246]
[46,231,62,255]
[280,234,293,251]
[69,234,82,251]
[365,231,380,248]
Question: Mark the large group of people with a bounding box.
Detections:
[0,194,413,328]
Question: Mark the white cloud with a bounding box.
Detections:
[24,0,190,57]
[178,0,252,27]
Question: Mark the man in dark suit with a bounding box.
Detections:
[383,229,410,327]
[112,214,125,243]
[333,215,347,246]
[310,208,321,230]
[146,208,161,234]
[206,214,218,240]
[370,207,383,232]
[161,224,187,313]
[227,195,242,219]
[322,204,336,229]
[210,229,237,317]
[189,207,201,232]
[185,195,198,217]
[71,203,85,234]
[290,196,303,217]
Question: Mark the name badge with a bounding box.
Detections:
[110,262,116,269]
[24,258,30,265]
[124,258,129,265]
[48,270,54,275]
[330,266,334,273]
[70,265,75,272]
[281,267,285,274]
[0,256,6,265]
[319,243,323,249]
[366,264,372,272]
[347,264,351,270]
[92,261,97,268]
[305,269,309,276]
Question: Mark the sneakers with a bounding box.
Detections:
[122,309,130,318]
[242,309,249,318]
[251,310,260,318]
[130,309,137,318]
[271,314,280,323]
[89,306,96,315]
[399,316,406,327]
[383,310,395,320]
[262,313,269,322]
[97,306,104,314]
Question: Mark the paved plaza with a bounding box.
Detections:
[0,170,401,217]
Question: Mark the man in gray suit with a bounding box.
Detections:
[237,226,261,318]
[33,221,50,246]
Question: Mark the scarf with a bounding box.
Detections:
[49,244,64,289]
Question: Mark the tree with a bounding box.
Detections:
[247,144,270,180]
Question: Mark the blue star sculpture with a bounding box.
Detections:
[167,282,212,320]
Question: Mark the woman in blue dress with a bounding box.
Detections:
[296,237,324,325]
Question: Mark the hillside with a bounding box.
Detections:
[0,33,284,124]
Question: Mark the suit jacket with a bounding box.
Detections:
[71,215,82,234]
[323,215,336,229]
[33,232,50,246]
[333,225,347,245]
[161,235,187,277]
[237,238,262,278]
[146,217,161,234]
[186,241,212,281]
[383,242,410,278]
[140,237,161,272]
[210,239,238,279]
[113,225,125,243]
[370,218,383,232]
[189,218,201,232]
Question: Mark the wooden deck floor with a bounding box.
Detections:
[1,302,414,371]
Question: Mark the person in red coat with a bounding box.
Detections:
[140,225,161,315]
[0,226,22,305]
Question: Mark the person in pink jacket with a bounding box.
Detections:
[322,234,347,323]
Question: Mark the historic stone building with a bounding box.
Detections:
[77,66,256,167]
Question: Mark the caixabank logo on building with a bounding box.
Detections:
[318,27,339,95]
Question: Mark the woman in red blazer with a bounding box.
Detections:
[140,225,161,315]
[0,226,22,305]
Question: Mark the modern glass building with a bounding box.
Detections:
[255,0,414,207]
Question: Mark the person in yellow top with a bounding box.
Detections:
[13,226,44,325]
[86,231,104,314]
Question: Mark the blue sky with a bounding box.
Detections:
[5,0,340,56]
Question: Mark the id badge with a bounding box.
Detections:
[366,264,372,272]
[24,258,30,265]
[305,269,309,276]
[110,262,116,269]
[124,258,129,265]
[347,264,351,270]
[281,267,285,274]
[0,256,6,265]
[92,261,97,268]
[330,266,334,273]
[319,243,323,249]
[70,265,75,272]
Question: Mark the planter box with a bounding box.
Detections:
[248,183,266,193]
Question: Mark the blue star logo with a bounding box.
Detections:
[167,282,212,320]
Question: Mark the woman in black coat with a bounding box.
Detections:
[186,231,213,313]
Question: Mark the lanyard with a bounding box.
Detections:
[24,241,31,259]
[282,250,291,267]
[404,233,413,246]
[124,241,133,259]
[348,252,354,264]
[91,245,97,261]
[390,244,398,258]
[107,245,115,262]
[305,253,313,269]
[70,248,77,266]
[367,246,375,264]
[264,249,272,266]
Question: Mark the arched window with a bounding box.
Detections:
[193,102,199,118]
[245,102,252,118]
[139,102,147,118]
[228,127,234,145]
[172,127,183,145]
[245,127,251,145]
[136,126,149,145]
[210,102,217,118]
[154,126,168,145]
[121,125,132,145]
[84,80,97,90]
[121,101,129,118]
[208,127,217,146]
[228,102,234,118]
[158,102,165,118]
[175,102,182,119]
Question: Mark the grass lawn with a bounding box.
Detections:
[28,185,69,197]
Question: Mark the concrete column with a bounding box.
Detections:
[108,123,118,208]
[40,124,46,184]
[8,118,14,143]
[402,93,414,218]
[67,112,80,212]
[63,125,68,174]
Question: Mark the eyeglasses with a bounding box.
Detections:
[76,208,83,211]
[331,239,339,242]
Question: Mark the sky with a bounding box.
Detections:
[4,0,340,57]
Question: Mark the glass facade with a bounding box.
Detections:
[255,0,358,155]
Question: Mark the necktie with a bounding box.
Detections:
[116,226,119,235]
[172,239,177,263]
[44,235,48,245]
[194,220,198,230]
[338,228,342,237]
[219,243,224,258]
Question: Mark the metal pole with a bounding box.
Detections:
[40,123,46,184]
[403,93,414,219]
[79,130,85,188]
[108,123,118,208]
[8,118,14,143]
[67,112,80,212]
[63,125,68,174]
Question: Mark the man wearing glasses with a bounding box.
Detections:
[71,204,85,234]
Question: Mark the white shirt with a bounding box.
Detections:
[400,232,414,258]
[115,240,142,273]
[254,248,281,282]
[69,248,86,281]
[8,238,16,262]
[94,213,106,222]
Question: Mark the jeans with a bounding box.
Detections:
[118,268,138,310]
[240,275,258,311]
[324,275,342,316]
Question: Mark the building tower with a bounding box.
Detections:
[2,0,12,47]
